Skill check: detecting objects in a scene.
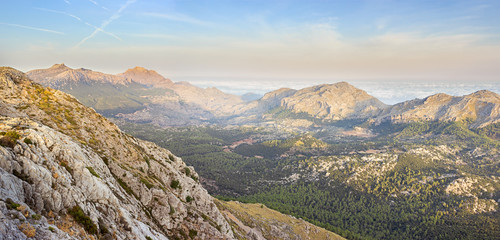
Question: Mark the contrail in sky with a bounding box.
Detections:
[36,8,122,41]
[75,0,136,48]
[0,22,64,35]
[88,0,109,11]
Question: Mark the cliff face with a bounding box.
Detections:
[0,67,233,239]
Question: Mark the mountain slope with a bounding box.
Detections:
[27,64,160,115]
[216,200,345,240]
[280,82,388,120]
[27,64,244,125]
[119,66,174,88]
[377,90,500,128]
[0,67,234,239]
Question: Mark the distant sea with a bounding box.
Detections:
[182,78,500,105]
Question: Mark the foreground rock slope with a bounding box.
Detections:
[0,67,234,239]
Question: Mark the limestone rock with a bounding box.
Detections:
[0,67,234,239]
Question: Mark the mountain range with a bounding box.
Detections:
[2,65,499,239]
[27,64,500,129]
[0,67,342,239]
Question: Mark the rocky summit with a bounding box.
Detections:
[118,66,174,88]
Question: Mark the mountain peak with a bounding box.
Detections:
[120,66,173,88]
[468,89,500,99]
[49,63,70,70]
[127,66,154,73]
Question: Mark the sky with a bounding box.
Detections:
[1,0,499,102]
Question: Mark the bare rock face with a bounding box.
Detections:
[0,67,234,239]
[377,91,500,128]
[280,82,387,120]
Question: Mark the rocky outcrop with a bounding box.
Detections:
[377,90,500,128]
[0,67,234,239]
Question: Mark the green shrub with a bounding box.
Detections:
[5,198,20,210]
[86,167,100,178]
[60,161,73,174]
[169,205,175,215]
[184,167,191,176]
[0,136,16,148]
[31,214,42,220]
[189,229,198,238]
[101,156,109,165]
[140,178,154,189]
[116,177,136,198]
[170,179,180,189]
[68,205,98,235]
[191,175,198,182]
[23,138,33,145]
[5,131,20,140]
[48,226,55,232]
[98,218,109,235]
[186,196,193,203]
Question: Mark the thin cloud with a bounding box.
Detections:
[143,12,211,26]
[63,0,70,4]
[0,22,64,35]
[36,8,122,41]
[88,0,109,11]
[36,7,81,21]
[75,0,136,48]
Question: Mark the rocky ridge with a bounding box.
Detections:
[0,67,234,239]
[27,64,244,125]
[377,90,500,128]
[27,64,500,129]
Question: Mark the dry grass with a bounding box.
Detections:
[218,200,345,240]
[57,215,76,236]
[16,205,29,217]
[18,222,36,238]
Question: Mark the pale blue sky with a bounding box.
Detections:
[1,0,499,84]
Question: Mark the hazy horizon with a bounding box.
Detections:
[8,62,500,105]
[1,0,500,85]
